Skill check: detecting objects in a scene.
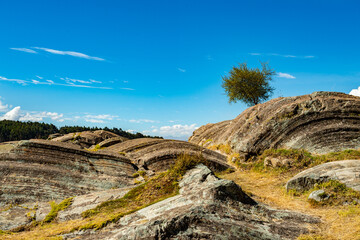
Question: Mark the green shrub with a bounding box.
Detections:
[42,197,73,223]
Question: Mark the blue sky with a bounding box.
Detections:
[1,0,360,139]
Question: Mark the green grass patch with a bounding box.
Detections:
[0,229,13,235]
[308,180,360,206]
[86,144,104,152]
[42,197,73,224]
[236,148,360,174]
[208,144,232,155]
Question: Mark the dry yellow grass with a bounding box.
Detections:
[218,169,360,240]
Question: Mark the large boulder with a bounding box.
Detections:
[189,92,360,159]
[63,165,319,240]
[286,160,360,192]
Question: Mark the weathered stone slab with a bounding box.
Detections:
[286,160,360,192]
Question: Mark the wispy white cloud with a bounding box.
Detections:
[0,75,112,89]
[33,47,105,61]
[84,114,116,120]
[119,87,135,91]
[85,118,105,123]
[149,124,198,138]
[278,72,296,79]
[349,87,360,97]
[0,76,28,85]
[177,68,186,73]
[249,53,315,59]
[129,119,158,123]
[60,77,92,84]
[90,79,102,83]
[10,48,37,54]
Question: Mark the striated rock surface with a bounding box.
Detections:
[0,139,137,206]
[286,160,360,192]
[63,165,319,240]
[0,186,135,231]
[101,138,231,172]
[51,130,120,148]
[189,92,360,159]
[0,136,231,208]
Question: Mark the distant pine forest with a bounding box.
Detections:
[0,120,161,142]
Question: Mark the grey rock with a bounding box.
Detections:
[0,206,32,230]
[57,187,133,222]
[308,190,329,202]
[264,157,293,168]
[286,160,360,192]
[64,165,319,240]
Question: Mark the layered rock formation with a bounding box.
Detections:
[62,165,319,240]
[0,139,136,207]
[101,138,229,172]
[189,92,360,159]
[286,160,360,192]
[0,136,231,207]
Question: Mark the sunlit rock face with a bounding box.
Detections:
[189,92,360,159]
[0,137,231,207]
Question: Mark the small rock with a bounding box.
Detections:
[308,190,329,202]
[264,157,292,168]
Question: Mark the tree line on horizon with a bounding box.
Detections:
[0,120,161,142]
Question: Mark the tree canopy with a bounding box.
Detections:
[221,62,275,106]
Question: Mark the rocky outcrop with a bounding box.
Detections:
[0,186,135,231]
[51,130,120,148]
[189,92,360,159]
[101,138,231,172]
[286,160,360,192]
[63,165,319,240]
[0,136,231,208]
[0,139,137,206]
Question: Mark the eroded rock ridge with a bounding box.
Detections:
[189,92,360,159]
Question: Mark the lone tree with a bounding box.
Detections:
[221,62,275,106]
